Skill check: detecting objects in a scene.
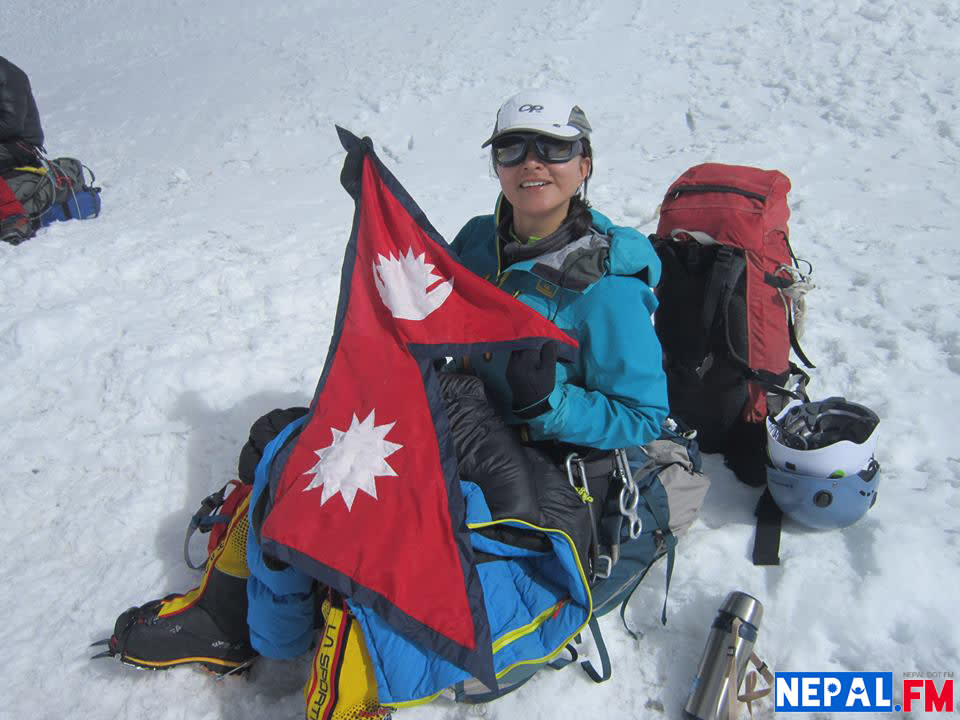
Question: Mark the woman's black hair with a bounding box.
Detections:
[568,137,593,237]
[566,194,593,239]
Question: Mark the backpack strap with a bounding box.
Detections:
[182,481,232,570]
[546,617,612,683]
[45,158,83,221]
[614,532,677,640]
[788,306,816,369]
[640,473,677,627]
[616,476,679,639]
[706,249,816,392]
[576,617,613,683]
[452,674,538,703]
[547,641,579,670]
[764,264,816,370]
[701,246,748,367]
[565,452,607,581]
[567,449,632,581]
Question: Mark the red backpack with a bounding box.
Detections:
[652,163,813,487]
[0,178,31,244]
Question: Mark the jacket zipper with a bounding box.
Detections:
[672,184,766,203]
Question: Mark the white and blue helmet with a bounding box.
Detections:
[765,397,881,529]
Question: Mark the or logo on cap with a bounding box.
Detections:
[518,104,544,113]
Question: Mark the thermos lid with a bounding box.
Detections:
[719,591,763,628]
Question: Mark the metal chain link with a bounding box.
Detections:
[614,448,643,539]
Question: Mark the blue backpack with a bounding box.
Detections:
[243,404,709,705]
[453,422,709,702]
[2,156,101,229]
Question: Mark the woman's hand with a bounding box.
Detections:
[506,341,558,419]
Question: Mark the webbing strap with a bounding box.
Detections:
[789,315,816,369]
[617,562,654,640]
[616,479,678,639]
[578,616,612,683]
[701,247,746,363]
[182,483,230,570]
[547,642,579,670]
[741,653,775,706]
[640,483,675,627]
[661,539,676,625]
[718,258,749,368]
[765,265,816,370]
[747,368,807,400]
[700,247,734,349]
[725,619,775,720]
[752,488,782,566]
[453,673,538,704]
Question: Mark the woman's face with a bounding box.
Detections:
[496,142,591,237]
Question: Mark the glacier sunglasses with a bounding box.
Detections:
[491,133,585,167]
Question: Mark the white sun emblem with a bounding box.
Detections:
[302,410,403,511]
[373,247,454,320]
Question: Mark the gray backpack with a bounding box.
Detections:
[453,422,710,701]
[2,157,101,225]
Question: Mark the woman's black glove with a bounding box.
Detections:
[506,341,558,419]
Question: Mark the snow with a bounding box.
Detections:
[1,0,958,718]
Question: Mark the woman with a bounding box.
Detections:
[101,92,670,715]
[451,90,668,450]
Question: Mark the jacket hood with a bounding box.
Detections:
[589,208,662,287]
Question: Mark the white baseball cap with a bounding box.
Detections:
[481,90,592,148]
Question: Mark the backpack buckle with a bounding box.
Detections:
[593,554,613,580]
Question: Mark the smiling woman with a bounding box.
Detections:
[490,129,591,239]
[450,90,668,451]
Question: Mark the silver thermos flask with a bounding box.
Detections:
[684,591,764,720]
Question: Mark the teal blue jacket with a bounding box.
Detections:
[449,202,668,449]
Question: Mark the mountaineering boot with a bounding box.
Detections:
[303,595,392,720]
[0,215,36,245]
[106,489,256,674]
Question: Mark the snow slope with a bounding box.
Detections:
[1,0,958,718]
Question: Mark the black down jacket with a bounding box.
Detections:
[438,372,594,574]
[0,57,44,146]
[241,375,595,574]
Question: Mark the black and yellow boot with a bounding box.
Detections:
[303,595,393,720]
[105,489,256,675]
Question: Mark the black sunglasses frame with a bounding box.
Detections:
[491,133,584,167]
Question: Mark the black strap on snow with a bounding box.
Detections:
[752,487,783,566]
